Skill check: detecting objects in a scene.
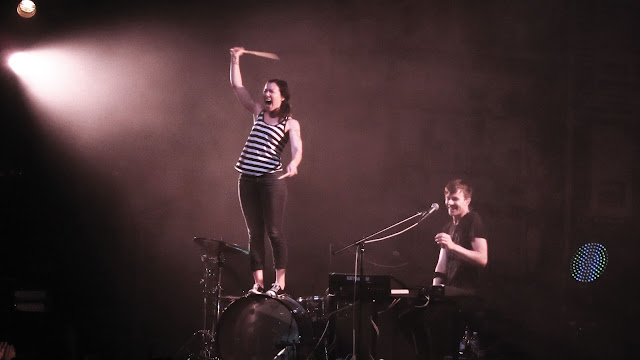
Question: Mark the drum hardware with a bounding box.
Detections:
[297,295,332,360]
[184,237,248,360]
[297,296,326,322]
[273,341,300,360]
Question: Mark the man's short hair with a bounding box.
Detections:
[444,179,473,200]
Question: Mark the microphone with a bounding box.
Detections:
[421,203,440,217]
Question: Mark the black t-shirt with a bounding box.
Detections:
[442,211,487,291]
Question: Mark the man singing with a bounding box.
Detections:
[404,179,488,360]
[433,178,488,293]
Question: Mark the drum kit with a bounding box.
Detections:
[184,207,441,360]
[186,237,332,360]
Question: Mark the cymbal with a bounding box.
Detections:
[193,237,249,255]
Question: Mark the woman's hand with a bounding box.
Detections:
[230,47,245,60]
[278,163,298,179]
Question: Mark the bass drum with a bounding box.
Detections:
[216,295,314,360]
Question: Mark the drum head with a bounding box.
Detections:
[216,295,313,360]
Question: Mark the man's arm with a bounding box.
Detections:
[451,237,488,267]
[434,233,488,267]
[432,234,488,285]
[469,237,488,266]
[432,248,448,286]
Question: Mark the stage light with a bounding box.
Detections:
[6,47,91,121]
[7,51,48,79]
[17,0,37,19]
[570,243,608,283]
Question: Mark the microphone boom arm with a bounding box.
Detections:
[332,203,439,255]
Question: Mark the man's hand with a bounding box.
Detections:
[435,232,455,250]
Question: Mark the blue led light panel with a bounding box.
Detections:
[571,243,608,283]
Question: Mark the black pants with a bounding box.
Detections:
[238,172,288,271]
[399,296,484,360]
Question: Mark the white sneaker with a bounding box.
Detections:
[248,283,263,295]
[265,283,282,298]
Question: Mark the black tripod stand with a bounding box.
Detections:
[186,237,249,360]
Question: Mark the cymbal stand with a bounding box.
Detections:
[205,249,225,335]
[188,250,225,360]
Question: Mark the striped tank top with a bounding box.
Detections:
[235,111,290,176]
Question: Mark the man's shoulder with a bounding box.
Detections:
[469,210,483,221]
[459,211,485,232]
[461,210,483,223]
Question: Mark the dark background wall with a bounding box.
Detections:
[1,0,638,359]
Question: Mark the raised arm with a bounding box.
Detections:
[278,119,303,179]
[230,47,262,115]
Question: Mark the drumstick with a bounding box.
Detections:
[244,50,280,60]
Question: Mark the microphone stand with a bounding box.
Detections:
[332,209,435,359]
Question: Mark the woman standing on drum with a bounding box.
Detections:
[229,47,303,298]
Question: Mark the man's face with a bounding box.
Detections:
[445,189,470,219]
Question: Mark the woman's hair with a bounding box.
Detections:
[268,79,292,121]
